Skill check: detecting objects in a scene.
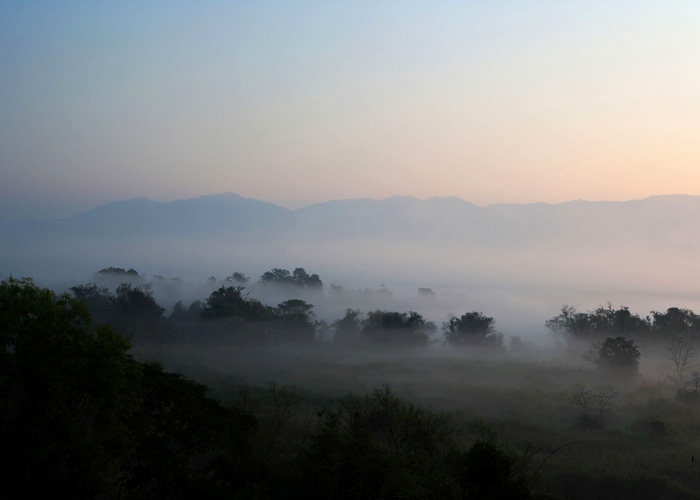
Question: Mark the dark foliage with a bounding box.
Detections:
[651,307,700,337]
[302,385,531,499]
[594,336,641,372]
[443,312,503,348]
[274,299,316,342]
[1,278,541,499]
[333,308,363,344]
[260,267,323,289]
[0,277,255,498]
[453,442,531,499]
[546,304,650,338]
[362,310,436,345]
[201,285,274,321]
[196,287,317,342]
[96,267,140,277]
[71,282,166,340]
[224,271,250,284]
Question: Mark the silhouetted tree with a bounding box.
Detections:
[333,308,362,344]
[572,386,617,428]
[124,362,256,498]
[273,299,316,342]
[201,286,274,321]
[115,283,164,321]
[70,283,116,325]
[592,336,640,373]
[224,272,250,285]
[0,277,257,498]
[93,267,142,289]
[443,312,503,348]
[0,277,139,497]
[260,267,323,289]
[546,304,650,338]
[668,334,694,391]
[362,311,435,345]
[651,307,700,338]
[112,283,166,339]
[72,283,165,339]
[170,300,201,321]
[454,441,531,499]
[302,385,532,499]
[302,385,458,498]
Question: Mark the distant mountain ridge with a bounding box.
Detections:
[5,192,700,248]
[4,192,700,284]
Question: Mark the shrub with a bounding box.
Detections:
[443,312,503,348]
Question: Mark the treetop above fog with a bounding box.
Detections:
[443,312,503,348]
[95,267,140,277]
[546,304,700,338]
[260,267,322,289]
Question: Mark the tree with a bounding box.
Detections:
[115,283,164,320]
[668,334,695,390]
[0,277,140,496]
[124,362,256,498]
[93,267,142,289]
[455,441,531,499]
[201,286,273,321]
[443,312,503,348]
[112,283,165,339]
[224,272,249,285]
[274,299,316,342]
[70,283,116,325]
[0,277,257,497]
[362,311,435,346]
[652,307,700,338]
[292,267,322,289]
[572,386,617,428]
[592,336,640,373]
[260,267,323,289]
[96,266,139,277]
[546,304,650,338]
[302,385,458,499]
[333,308,362,344]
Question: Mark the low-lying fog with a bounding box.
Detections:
[9,249,700,348]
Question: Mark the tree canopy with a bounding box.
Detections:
[443,312,503,347]
[546,304,650,338]
[260,267,323,289]
[362,310,435,345]
[0,277,255,498]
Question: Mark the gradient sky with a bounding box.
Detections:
[2,1,700,219]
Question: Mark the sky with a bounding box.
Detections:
[2,1,700,220]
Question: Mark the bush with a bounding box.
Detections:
[362,311,435,346]
[594,336,640,372]
[443,312,503,348]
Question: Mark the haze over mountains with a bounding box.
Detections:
[5,192,700,246]
[3,193,700,324]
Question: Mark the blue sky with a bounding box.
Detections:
[2,1,700,220]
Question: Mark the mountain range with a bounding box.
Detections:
[4,192,700,247]
[3,193,700,288]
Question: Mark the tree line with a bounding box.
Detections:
[1,276,543,499]
[73,267,506,348]
[73,267,700,355]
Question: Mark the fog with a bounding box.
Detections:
[5,195,700,350]
[7,209,700,497]
[7,238,700,347]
